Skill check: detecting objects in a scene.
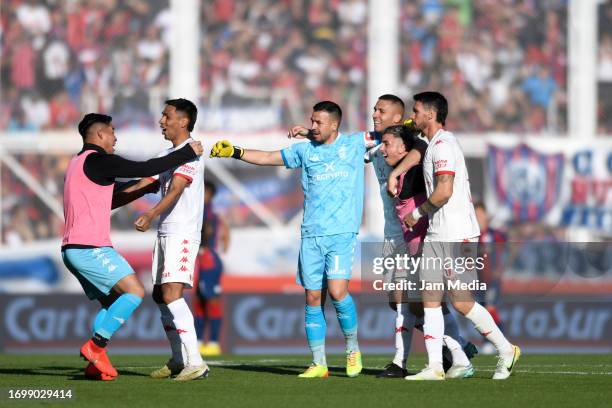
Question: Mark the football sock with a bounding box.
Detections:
[94,293,142,340]
[210,318,222,343]
[443,311,468,348]
[305,305,327,366]
[465,302,513,354]
[92,308,107,335]
[423,306,444,371]
[194,316,205,341]
[392,303,415,368]
[332,294,359,353]
[158,303,184,365]
[168,298,204,367]
[443,335,470,366]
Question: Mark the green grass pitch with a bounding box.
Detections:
[1,354,610,407]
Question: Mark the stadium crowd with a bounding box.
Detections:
[1,0,170,132]
[1,0,584,134]
[398,0,568,133]
[599,0,612,134]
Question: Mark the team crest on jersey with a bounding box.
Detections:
[488,143,564,222]
[338,145,347,160]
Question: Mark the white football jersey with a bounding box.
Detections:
[422,129,480,241]
[365,145,404,239]
[151,137,205,241]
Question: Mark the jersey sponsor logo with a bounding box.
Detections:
[180,257,189,263]
[313,161,349,182]
[178,164,197,176]
[182,239,189,244]
[434,159,448,170]
[179,265,188,272]
[324,163,335,172]
[309,154,320,162]
[488,143,563,222]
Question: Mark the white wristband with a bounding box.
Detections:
[411,207,422,221]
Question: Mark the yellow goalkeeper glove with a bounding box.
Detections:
[210,140,244,159]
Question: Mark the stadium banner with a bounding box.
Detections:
[485,137,612,233]
[1,294,610,354]
[224,294,612,354]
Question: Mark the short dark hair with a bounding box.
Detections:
[382,124,419,151]
[78,113,112,139]
[413,91,448,125]
[165,98,198,131]
[378,94,405,111]
[312,100,342,124]
[204,180,217,196]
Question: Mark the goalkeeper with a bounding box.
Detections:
[211,101,375,378]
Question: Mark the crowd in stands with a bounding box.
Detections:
[398,0,568,133]
[199,0,369,130]
[598,0,612,134]
[1,0,170,132]
[1,0,585,134]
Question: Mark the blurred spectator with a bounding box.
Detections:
[0,0,170,132]
[399,0,568,133]
[598,0,612,134]
[200,0,368,130]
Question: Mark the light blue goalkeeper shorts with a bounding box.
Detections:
[296,233,357,290]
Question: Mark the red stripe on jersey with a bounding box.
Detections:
[434,171,455,176]
[174,173,193,182]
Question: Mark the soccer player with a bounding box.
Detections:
[379,124,475,379]
[62,113,203,380]
[127,98,208,381]
[210,101,372,378]
[400,92,520,380]
[194,180,229,356]
[364,95,476,378]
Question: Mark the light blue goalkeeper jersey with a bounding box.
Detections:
[281,132,377,238]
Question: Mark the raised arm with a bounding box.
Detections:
[210,140,284,166]
[112,177,159,209]
[86,141,203,181]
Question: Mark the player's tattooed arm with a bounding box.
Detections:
[404,173,454,228]
[419,173,454,214]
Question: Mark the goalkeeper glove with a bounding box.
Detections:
[210,140,244,159]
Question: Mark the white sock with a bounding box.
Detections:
[465,302,512,355]
[158,303,184,366]
[423,306,444,371]
[167,298,204,367]
[392,304,416,368]
[443,312,467,348]
[443,335,470,366]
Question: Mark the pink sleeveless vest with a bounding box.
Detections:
[395,172,428,255]
[62,150,114,247]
